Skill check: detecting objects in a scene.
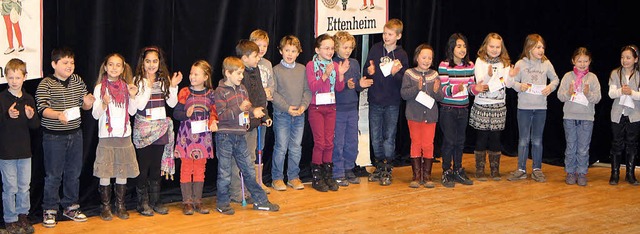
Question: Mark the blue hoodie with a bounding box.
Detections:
[332,56,363,111]
[365,42,409,106]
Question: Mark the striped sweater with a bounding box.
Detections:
[36,74,88,133]
[437,61,478,107]
[214,80,251,135]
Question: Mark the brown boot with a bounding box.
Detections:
[114,184,129,220]
[475,151,488,181]
[489,151,502,181]
[422,158,435,188]
[409,157,421,188]
[192,182,210,214]
[98,185,113,221]
[181,182,194,215]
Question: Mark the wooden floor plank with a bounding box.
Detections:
[32,154,640,233]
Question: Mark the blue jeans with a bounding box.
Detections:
[439,106,468,171]
[369,104,399,161]
[0,158,31,222]
[563,119,593,174]
[271,110,304,181]
[333,109,359,178]
[42,130,83,211]
[517,109,546,172]
[216,133,267,207]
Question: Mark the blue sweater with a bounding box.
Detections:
[365,42,409,106]
[333,56,362,111]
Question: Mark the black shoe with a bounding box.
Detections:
[441,169,455,188]
[378,162,393,186]
[368,167,380,182]
[253,201,280,212]
[453,168,474,185]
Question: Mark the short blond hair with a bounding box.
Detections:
[333,31,356,49]
[222,56,245,78]
[250,29,269,43]
[4,58,27,76]
[385,19,403,35]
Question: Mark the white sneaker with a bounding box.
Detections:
[370,4,375,9]
[360,4,368,10]
[4,47,15,55]
[18,46,24,52]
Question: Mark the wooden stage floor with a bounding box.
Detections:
[32,154,640,233]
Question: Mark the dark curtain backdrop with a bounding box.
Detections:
[2,0,636,222]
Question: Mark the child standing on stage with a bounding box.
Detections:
[557,47,601,186]
[365,19,409,186]
[250,29,275,193]
[471,33,517,181]
[1,58,38,234]
[214,56,279,215]
[92,53,140,221]
[36,47,95,227]
[132,46,182,216]
[438,33,482,188]
[306,33,347,192]
[230,40,272,203]
[401,44,443,189]
[508,34,559,183]
[332,31,372,186]
[270,35,311,191]
[174,60,218,215]
[607,45,640,186]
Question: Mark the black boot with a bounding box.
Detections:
[442,169,455,188]
[180,182,194,215]
[311,164,328,192]
[148,180,169,214]
[98,184,113,221]
[489,151,502,181]
[378,160,393,186]
[610,153,620,185]
[474,151,488,181]
[453,168,474,185]
[192,182,210,214]
[409,157,421,188]
[422,158,435,188]
[368,160,381,182]
[136,184,154,216]
[323,163,339,191]
[625,150,640,186]
[114,184,129,219]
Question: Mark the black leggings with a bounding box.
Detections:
[475,130,501,152]
[136,145,164,187]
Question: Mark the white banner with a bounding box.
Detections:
[315,0,388,37]
[0,0,42,83]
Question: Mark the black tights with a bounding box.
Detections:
[136,145,164,187]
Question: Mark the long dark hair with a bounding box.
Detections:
[615,44,640,88]
[134,46,171,99]
[445,33,471,67]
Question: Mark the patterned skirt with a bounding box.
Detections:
[469,102,507,131]
[94,136,140,178]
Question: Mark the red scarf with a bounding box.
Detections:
[101,77,130,136]
[573,66,588,92]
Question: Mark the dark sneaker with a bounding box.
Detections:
[18,214,34,234]
[335,177,350,187]
[577,173,587,186]
[42,210,57,228]
[565,173,577,185]
[368,167,380,182]
[378,163,393,186]
[531,169,546,183]
[442,169,455,188]
[507,170,527,181]
[253,201,280,212]
[346,170,360,184]
[453,168,473,185]
[216,206,235,215]
[63,204,87,222]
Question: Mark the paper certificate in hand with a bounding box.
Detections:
[525,84,546,95]
[415,91,435,109]
[570,92,589,106]
[488,76,505,93]
[64,107,81,121]
[146,107,167,120]
[620,95,635,109]
[316,92,336,105]
[191,120,209,134]
[380,61,393,77]
[452,84,468,97]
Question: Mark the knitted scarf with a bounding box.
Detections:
[487,56,501,64]
[101,77,130,136]
[312,54,336,92]
[573,66,589,92]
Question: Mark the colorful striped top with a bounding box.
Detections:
[437,61,478,107]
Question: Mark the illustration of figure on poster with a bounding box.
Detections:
[2,0,24,55]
